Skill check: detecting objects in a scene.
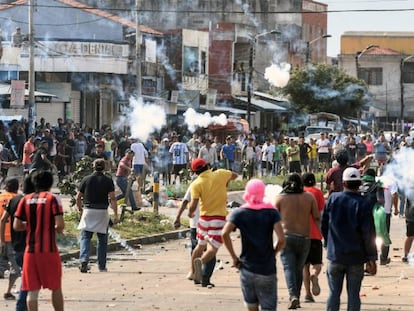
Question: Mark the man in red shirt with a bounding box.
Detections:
[115,149,139,211]
[14,171,65,311]
[302,173,325,303]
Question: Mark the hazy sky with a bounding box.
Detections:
[322,0,414,56]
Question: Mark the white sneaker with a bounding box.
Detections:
[193,258,203,284]
[186,271,194,280]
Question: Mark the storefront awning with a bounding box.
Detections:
[234,96,286,111]
[0,83,57,97]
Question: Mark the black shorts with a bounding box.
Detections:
[289,161,301,173]
[318,153,330,163]
[305,239,323,265]
[172,164,187,175]
[406,221,414,237]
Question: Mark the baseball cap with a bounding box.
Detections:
[361,168,376,182]
[191,158,207,172]
[342,167,361,181]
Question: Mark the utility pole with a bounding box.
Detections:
[246,30,280,126]
[305,34,331,65]
[247,44,253,125]
[28,0,35,134]
[400,55,414,134]
[135,0,142,97]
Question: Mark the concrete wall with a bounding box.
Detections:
[341,32,414,55]
[302,0,329,63]
[340,53,414,120]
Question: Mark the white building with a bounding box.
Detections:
[0,0,163,129]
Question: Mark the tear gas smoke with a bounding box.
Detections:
[264,184,284,207]
[114,96,167,141]
[235,0,260,28]
[183,108,227,132]
[382,148,414,201]
[264,63,290,88]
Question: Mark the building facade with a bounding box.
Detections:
[0,0,163,130]
[339,31,414,130]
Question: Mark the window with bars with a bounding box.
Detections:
[402,62,414,83]
[358,67,383,85]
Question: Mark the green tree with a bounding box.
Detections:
[282,64,370,117]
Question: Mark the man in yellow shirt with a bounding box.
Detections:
[188,158,238,285]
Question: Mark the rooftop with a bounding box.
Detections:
[343,31,414,37]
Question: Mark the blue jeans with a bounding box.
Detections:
[80,230,108,270]
[280,234,311,299]
[115,176,138,210]
[240,268,277,311]
[326,261,364,311]
[273,160,280,176]
[15,251,27,311]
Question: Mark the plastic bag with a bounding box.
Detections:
[373,203,391,246]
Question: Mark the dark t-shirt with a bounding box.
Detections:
[30,148,51,171]
[78,172,114,209]
[5,194,26,252]
[229,207,281,275]
[89,152,108,160]
[299,143,310,160]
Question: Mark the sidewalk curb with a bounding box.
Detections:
[60,229,190,262]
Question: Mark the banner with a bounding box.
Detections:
[10,80,25,108]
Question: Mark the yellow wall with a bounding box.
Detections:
[341,34,414,55]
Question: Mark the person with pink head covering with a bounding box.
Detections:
[222,179,285,311]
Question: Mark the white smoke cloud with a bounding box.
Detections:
[383,148,414,201]
[183,108,227,132]
[264,63,291,87]
[264,184,283,207]
[114,96,166,141]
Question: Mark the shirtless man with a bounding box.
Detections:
[274,173,320,310]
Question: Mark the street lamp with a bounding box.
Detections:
[247,30,281,125]
[400,55,414,133]
[355,44,378,132]
[305,34,331,65]
[355,44,378,78]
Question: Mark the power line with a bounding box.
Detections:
[4,2,414,14]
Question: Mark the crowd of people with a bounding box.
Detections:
[175,127,413,311]
[0,114,410,189]
[0,113,413,311]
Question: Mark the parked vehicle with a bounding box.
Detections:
[308,112,343,132]
[304,125,334,143]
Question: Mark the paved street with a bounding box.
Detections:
[1,193,414,310]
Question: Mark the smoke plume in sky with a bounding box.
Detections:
[264,63,291,88]
[114,96,166,141]
[183,108,227,132]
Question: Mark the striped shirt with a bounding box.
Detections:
[169,142,188,165]
[15,192,63,254]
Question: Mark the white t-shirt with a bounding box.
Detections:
[261,144,275,162]
[316,138,331,153]
[130,142,148,165]
[379,177,398,214]
[183,184,199,228]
